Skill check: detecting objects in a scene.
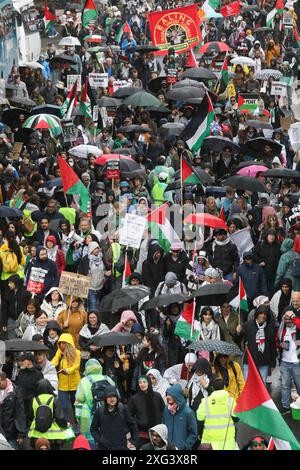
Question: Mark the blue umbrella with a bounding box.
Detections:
[42,177,62,188]
[0,206,23,218]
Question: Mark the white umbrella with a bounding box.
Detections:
[231,57,255,67]
[19,61,45,70]
[58,36,81,47]
[68,144,103,159]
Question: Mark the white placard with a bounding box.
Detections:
[67,75,82,92]
[89,73,108,88]
[119,213,147,249]
[288,122,300,152]
[93,105,99,122]
[229,227,254,262]
[113,80,128,93]
[271,81,287,97]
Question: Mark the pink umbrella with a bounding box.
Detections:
[237,165,268,177]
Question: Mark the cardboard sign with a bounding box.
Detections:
[59,271,91,299]
[119,213,147,249]
[27,267,47,294]
[11,142,23,161]
[89,73,108,88]
[67,75,82,92]
[167,69,177,84]
[106,159,120,179]
[271,81,287,97]
[113,80,128,93]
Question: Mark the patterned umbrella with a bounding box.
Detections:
[188,339,243,356]
[198,41,231,54]
[22,114,62,137]
[254,69,283,81]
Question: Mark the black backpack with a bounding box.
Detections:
[35,396,54,433]
[88,378,112,413]
[291,258,300,277]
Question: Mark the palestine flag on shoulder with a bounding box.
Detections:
[82,0,98,28]
[44,2,56,32]
[181,157,201,185]
[238,93,258,113]
[175,299,200,341]
[235,348,300,450]
[61,80,78,118]
[147,202,180,253]
[116,22,132,43]
[180,93,214,152]
[58,157,90,215]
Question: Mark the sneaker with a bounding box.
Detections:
[280,408,290,415]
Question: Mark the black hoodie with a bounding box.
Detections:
[43,320,62,360]
[1,274,31,326]
[142,241,165,294]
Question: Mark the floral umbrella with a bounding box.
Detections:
[22,114,62,137]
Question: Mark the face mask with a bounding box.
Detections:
[168,402,179,415]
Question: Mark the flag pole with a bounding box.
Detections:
[180,155,183,207]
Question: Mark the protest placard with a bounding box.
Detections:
[67,75,82,92]
[59,271,91,298]
[271,81,287,97]
[11,142,23,161]
[106,159,120,179]
[89,73,108,88]
[167,69,177,84]
[119,213,147,249]
[27,267,48,294]
[113,80,128,93]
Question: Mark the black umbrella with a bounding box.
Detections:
[188,339,243,356]
[49,55,77,66]
[5,339,49,352]
[1,108,29,127]
[141,293,189,310]
[0,206,23,218]
[202,136,240,154]
[30,105,62,118]
[117,147,137,156]
[148,76,167,93]
[136,45,160,53]
[246,138,283,156]
[147,106,170,115]
[192,282,231,305]
[99,285,150,312]
[113,87,143,99]
[9,97,36,107]
[254,27,273,34]
[89,332,141,347]
[182,67,217,80]
[174,79,205,89]
[42,177,63,188]
[223,175,266,192]
[241,5,260,12]
[263,168,300,179]
[244,120,273,130]
[166,87,205,101]
[123,125,147,133]
[97,97,121,107]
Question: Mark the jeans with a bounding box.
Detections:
[58,390,76,422]
[243,364,269,384]
[280,361,300,409]
[87,289,100,312]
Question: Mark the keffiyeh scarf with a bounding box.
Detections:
[256,321,266,354]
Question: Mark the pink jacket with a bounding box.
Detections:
[111,310,138,332]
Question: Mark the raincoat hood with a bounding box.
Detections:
[58,333,75,347]
[88,241,100,255]
[43,320,62,337]
[45,235,58,246]
[120,310,138,325]
[166,384,186,408]
[280,238,294,253]
[7,274,22,288]
[44,287,64,303]
[147,368,163,382]
[84,358,103,376]
[104,385,119,399]
[149,424,169,448]
[36,379,55,395]
[147,240,164,262]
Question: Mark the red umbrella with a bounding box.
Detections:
[184,213,227,229]
[198,42,231,54]
[95,154,133,165]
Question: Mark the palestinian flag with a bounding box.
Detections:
[220,1,240,17]
[175,300,200,341]
[229,277,248,310]
[180,93,214,152]
[122,253,132,287]
[181,157,201,185]
[116,22,132,43]
[80,79,94,125]
[235,348,300,450]
[82,0,98,28]
[58,157,90,215]
[266,0,284,27]
[61,80,78,119]
[216,55,229,95]
[208,0,219,9]
[238,93,258,113]
[44,2,56,32]
[147,202,181,253]
[294,24,300,48]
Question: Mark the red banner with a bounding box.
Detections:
[148,4,201,56]
[220,1,240,17]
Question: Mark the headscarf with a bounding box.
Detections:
[0,378,14,405]
[278,278,292,323]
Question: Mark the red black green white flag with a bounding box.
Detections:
[235,348,300,450]
[44,2,56,31]
[175,299,200,341]
[116,22,132,43]
[61,80,78,119]
[267,0,284,26]
[122,253,132,287]
[238,93,258,113]
[180,93,214,152]
[181,157,201,185]
[80,79,94,127]
[216,55,229,95]
[58,157,91,215]
[82,0,98,28]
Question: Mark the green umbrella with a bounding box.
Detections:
[123,91,161,107]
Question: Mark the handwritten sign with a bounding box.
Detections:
[271,81,287,97]
[89,73,108,88]
[106,159,120,179]
[11,142,23,161]
[67,75,82,92]
[27,267,47,294]
[119,213,147,249]
[59,271,91,298]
